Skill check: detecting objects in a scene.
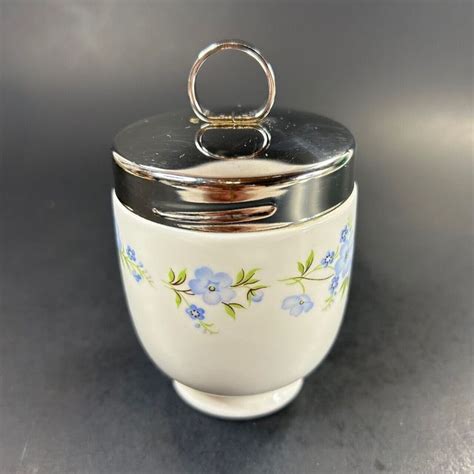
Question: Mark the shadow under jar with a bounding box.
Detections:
[111,40,357,419]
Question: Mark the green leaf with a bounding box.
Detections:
[239,268,260,285]
[297,261,305,274]
[323,294,335,311]
[175,292,182,307]
[168,268,175,283]
[235,269,245,285]
[145,274,154,286]
[229,303,245,309]
[201,322,218,335]
[340,277,349,297]
[246,268,259,279]
[175,269,187,285]
[247,290,255,303]
[245,278,259,285]
[305,250,314,272]
[223,304,236,319]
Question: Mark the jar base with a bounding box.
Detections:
[172,378,304,420]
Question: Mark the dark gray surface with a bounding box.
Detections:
[1,1,473,473]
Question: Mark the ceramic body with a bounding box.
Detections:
[113,185,357,398]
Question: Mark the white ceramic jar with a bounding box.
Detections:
[112,41,357,419]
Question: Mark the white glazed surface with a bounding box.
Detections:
[173,379,304,420]
[113,185,357,396]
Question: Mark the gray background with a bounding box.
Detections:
[1,1,473,473]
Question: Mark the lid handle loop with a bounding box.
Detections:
[188,40,276,125]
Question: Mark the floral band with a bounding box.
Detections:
[116,221,354,335]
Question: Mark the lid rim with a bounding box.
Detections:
[112,147,354,186]
[112,107,355,231]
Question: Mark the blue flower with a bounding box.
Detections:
[189,267,236,305]
[320,250,335,268]
[251,289,264,303]
[281,294,314,316]
[126,245,136,262]
[132,271,142,283]
[340,225,350,243]
[185,304,206,320]
[329,275,339,295]
[335,239,354,278]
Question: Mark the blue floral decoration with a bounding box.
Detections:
[340,225,350,243]
[251,289,264,303]
[335,239,353,278]
[164,266,268,331]
[281,221,354,313]
[117,236,153,286]
[186,304,206,321]
[189,267,236,305]
[329,275,339,295]
[282,294,314,316]
[132,271,143,283]
[320,250,335,268]
[126,245,136,262]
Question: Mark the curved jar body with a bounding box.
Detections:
[113,185,357,396]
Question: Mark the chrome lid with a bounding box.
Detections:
[112,41,355,232]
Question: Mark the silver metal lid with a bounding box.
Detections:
[112,41,355,232]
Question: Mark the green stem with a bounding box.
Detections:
[163,283,193,295]
[299,275,333,282]
[198,321,218,335]
[280,273,333,285]
[231,278,255,288]
[163,283,194,306]
[175,290,190,306]
[242,284,268,291]
[120,250,153,285]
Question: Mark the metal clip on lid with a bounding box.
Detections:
[188,40,276,125]
[112,40,356,232]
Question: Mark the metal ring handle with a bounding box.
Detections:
[195,123,271,160]
[188,40,276,124]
